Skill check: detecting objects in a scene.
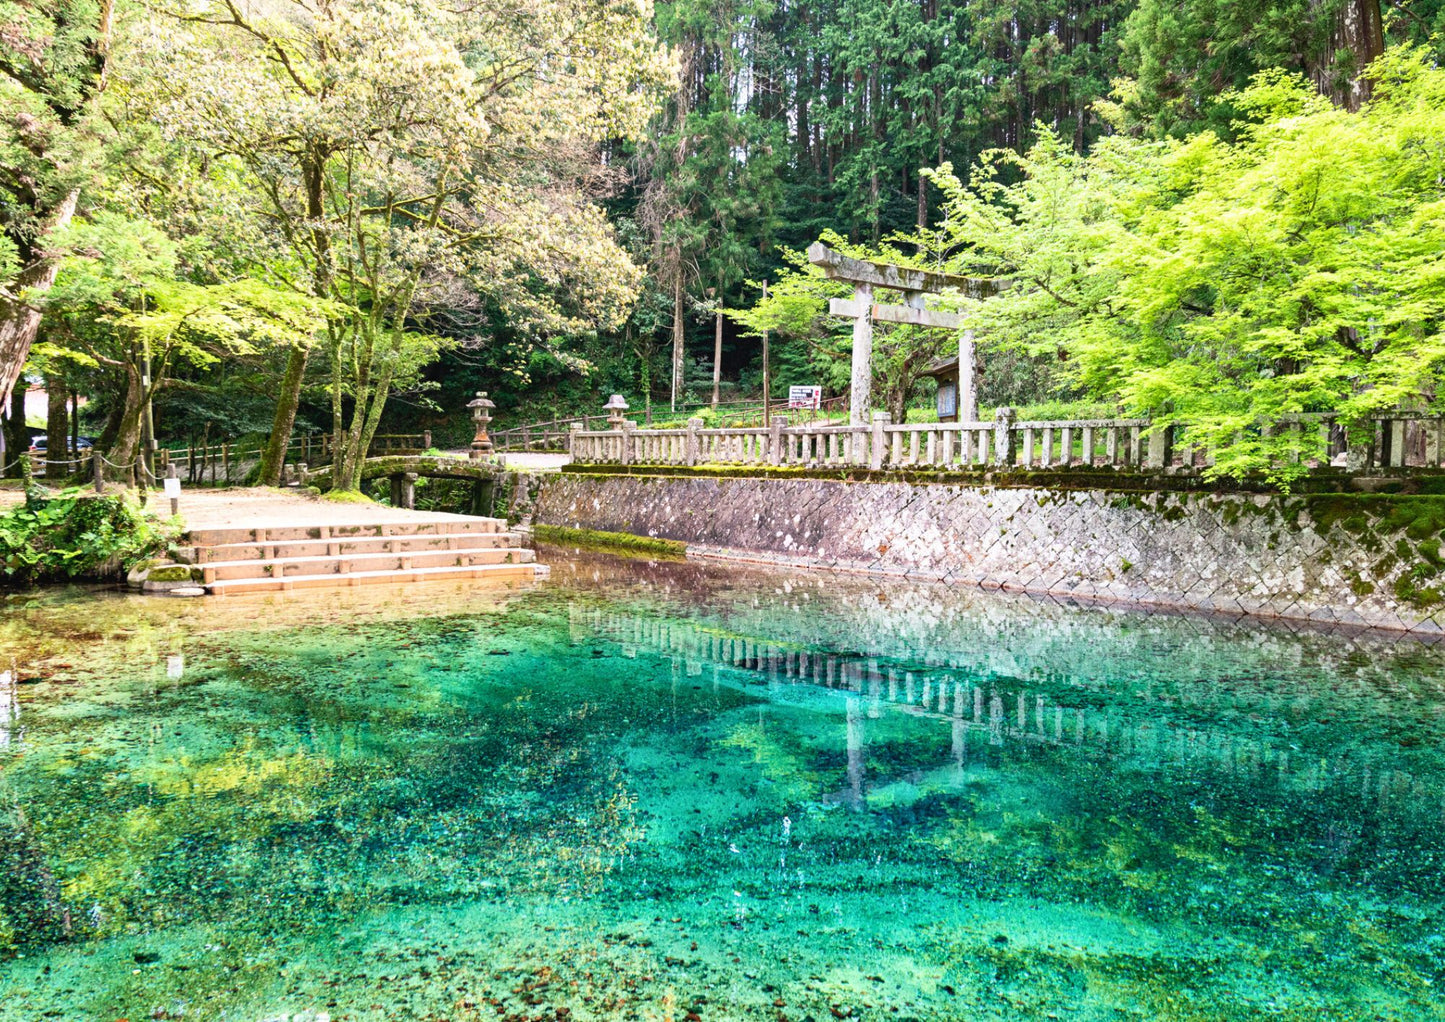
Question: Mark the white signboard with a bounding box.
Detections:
[163,477,182,499]
[788,386,822,411]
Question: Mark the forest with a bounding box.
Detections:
[3,0,1445,483]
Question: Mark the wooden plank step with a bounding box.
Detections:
[206,562,544,596]
[201,547,535,583]
[189,531,527,564]
[185,518,508,547]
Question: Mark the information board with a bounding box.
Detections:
[788,386,822,410]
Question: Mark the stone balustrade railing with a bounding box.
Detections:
[565,408,1445,474]
[569,409,1163,471]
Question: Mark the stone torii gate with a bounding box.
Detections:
[808,242,989,425]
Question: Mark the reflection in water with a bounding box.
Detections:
[0,558,1443,1021]
[577,602,1441,818]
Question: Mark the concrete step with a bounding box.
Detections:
[188,531,526,564]
[185,518,508,547]
[206,561,543,596]
[200,547,535,583]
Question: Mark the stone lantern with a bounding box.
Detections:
[604,394,630,430]
[468,391,495,459]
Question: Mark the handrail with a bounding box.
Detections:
[563,409,1445,474]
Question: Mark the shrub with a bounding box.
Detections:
[0,489,178,586]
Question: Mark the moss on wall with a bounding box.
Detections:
[532,524,686,558]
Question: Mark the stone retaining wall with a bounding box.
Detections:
[533,471,1445,633]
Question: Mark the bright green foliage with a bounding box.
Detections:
[134,0,674,488]
[0,488,175,584]
[928,48,1445,483]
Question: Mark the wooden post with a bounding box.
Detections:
[761,281,771,428]
[222,442,230,485]
[92,450,103,493]
[849,283,873,425]
[712,307,723,408]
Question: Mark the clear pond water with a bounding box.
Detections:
[1,547,1443,1021]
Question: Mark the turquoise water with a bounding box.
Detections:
[2,547,1444,1021]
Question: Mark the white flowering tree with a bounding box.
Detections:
[132,0,674,489]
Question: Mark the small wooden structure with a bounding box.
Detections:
[807,243,993,425]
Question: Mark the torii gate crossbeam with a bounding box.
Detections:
[808,242,990,425]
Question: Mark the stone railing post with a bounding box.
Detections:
[1145,420,1173,471]
[568,422,583,461]
[620,420,636,466]
[768,415,786,466]
[685,418,702,467]
[870,412,889,470]
[993,406,1017,467]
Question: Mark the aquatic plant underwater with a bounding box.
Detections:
[1,551,1442,1021]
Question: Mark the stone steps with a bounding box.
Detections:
[201,546,535,583]
[186,531,525,564]
[206,562,541,596]
[179,515,545,596]
[185,518,507,547]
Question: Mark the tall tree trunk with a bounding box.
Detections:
[3,384,26,478]
[257,155,328,486]
[258,346,308,485]
[1338,0,1385,110]
[671,272,685,411]
[45,374,68,479]
[0,188,81,408]
[109,365,144,470]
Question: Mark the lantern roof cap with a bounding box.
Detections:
[603,394,629,411]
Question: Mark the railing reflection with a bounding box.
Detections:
[571,603,1437,813]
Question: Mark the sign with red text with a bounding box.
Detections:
[788,386,822,410]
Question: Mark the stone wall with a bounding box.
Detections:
[533,470,1445,634]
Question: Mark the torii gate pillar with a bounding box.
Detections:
[849,283,873,425]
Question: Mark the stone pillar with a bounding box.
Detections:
[620,420,635,466]
[685,417,702,467]
[870,411,889,470]
[768,415,786,466]
[993,406,1017,467]
[568,422,583,460]
[398,472,417,509]
[1146,421,1173,471]
[849,283,873,425]
[958,328,978,424]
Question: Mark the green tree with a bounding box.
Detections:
[929,48,1445,482]
[143,0,673,489]
[0,0,114,407]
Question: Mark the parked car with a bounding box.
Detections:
[28,435,96,455]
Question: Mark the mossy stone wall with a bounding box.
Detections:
[534,473,1445,633]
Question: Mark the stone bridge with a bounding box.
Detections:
[302,455,501,512]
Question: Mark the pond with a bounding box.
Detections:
[1,547,1443,1021]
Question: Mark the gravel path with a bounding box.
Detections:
[174,487,491,531]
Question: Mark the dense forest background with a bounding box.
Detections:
[482,0,1445,433]
[4,0,1445,460]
